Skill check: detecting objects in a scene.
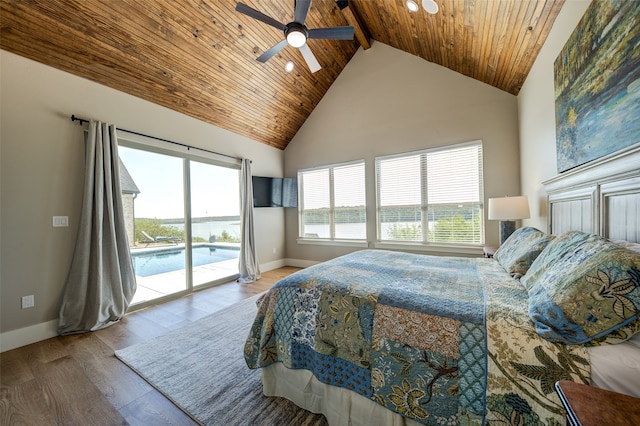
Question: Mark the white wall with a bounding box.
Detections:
[518,1,591,231]
[283,42,520,262]
[0,51,285,351]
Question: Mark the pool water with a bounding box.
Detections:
[133,246,239,277]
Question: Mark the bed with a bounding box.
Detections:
[244,147,640,425]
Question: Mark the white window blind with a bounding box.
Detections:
[299,161,366,240]
[376,141,484,245]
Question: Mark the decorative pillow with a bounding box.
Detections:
[524,231,640,345]
[611,239,640,254]
[493,227,554,279]
[520,230,591,292]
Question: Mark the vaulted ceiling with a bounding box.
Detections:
[0,0,564,150]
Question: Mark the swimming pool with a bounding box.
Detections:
[132,246,239,277]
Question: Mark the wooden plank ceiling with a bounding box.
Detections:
[0,0,564,150]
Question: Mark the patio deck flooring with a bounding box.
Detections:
[130,247,239,305]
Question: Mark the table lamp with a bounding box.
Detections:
[488,196,530,244]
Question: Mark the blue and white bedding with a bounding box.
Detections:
[244,248,603,425]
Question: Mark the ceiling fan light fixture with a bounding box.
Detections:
[285,61,294,72]
[236,2,354,73]
[406,0,419,12]
[422,0,439,14]
[286,28,307,48]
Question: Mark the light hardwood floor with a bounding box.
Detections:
[0,267,300,425]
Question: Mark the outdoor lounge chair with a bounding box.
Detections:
[140,230,180,247]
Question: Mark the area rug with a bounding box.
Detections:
[115,294,327,425]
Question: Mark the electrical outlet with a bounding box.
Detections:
[21,295,35,309]
[272,247,276,254]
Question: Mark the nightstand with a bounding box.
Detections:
[555,380,640,426]
[483,246,497,258]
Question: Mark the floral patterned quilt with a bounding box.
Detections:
[244,250,590,425]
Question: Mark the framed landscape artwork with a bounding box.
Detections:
[554,1,639,173]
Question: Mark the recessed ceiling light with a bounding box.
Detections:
[406,0,419,13]
[285,61,294,72]
[422,0,439,14]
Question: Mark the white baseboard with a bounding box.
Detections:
[1,319,58,353]
[259,259,287,272]
[284,258,319,268]
[261,258,319,271]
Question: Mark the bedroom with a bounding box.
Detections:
[2,0,639,424]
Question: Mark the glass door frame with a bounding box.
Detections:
[118,135,242,311]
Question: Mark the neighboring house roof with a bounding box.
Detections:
[119,159,140,195]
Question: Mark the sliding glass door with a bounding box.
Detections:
[189,160,240,287]
[118,143,240,306]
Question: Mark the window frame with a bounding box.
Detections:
[374,140,485,252]
[297,159,368,247]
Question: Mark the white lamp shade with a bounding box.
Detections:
[488,196,530,220]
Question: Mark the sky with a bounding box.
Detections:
[119,146,240,219]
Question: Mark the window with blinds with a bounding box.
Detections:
[298,161,366,240]
[375,141,484,245]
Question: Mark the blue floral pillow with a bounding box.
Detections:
[493,227,554,278]
[520,231,590,292]
[524,231,640,345]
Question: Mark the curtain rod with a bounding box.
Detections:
[71,115,243,162]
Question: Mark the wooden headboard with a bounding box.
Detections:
[543,144,640,243]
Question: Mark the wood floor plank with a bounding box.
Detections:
[0,350,35,386]
[119,387,198,426]
[0,267,298,424]
[1,379,52,425]
[149,295,214,322]
[128,303,193,330]
[116,311,176,341]
[31,356,128,425]
[60,333,153,409]
[15,337,68,365]
[92,317,154,351]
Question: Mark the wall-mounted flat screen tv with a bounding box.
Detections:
[252,176,297,208]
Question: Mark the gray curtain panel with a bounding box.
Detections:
[58,121,137,335]
[238,158,261,283]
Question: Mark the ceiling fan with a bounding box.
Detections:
[235,0,355,73]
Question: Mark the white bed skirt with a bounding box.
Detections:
[588,332,640,398]
[262,363,421,426]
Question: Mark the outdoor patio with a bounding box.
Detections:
[130,243,240,305]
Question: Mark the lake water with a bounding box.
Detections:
[302,222,421,239]
[164,220,241,241]
[172,220,426,240]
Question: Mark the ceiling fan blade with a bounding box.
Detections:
[294,0,311,24]
[299,44,321,73]
[307,26,355,40]
[257,39,288,63]
[236,2,287,32]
